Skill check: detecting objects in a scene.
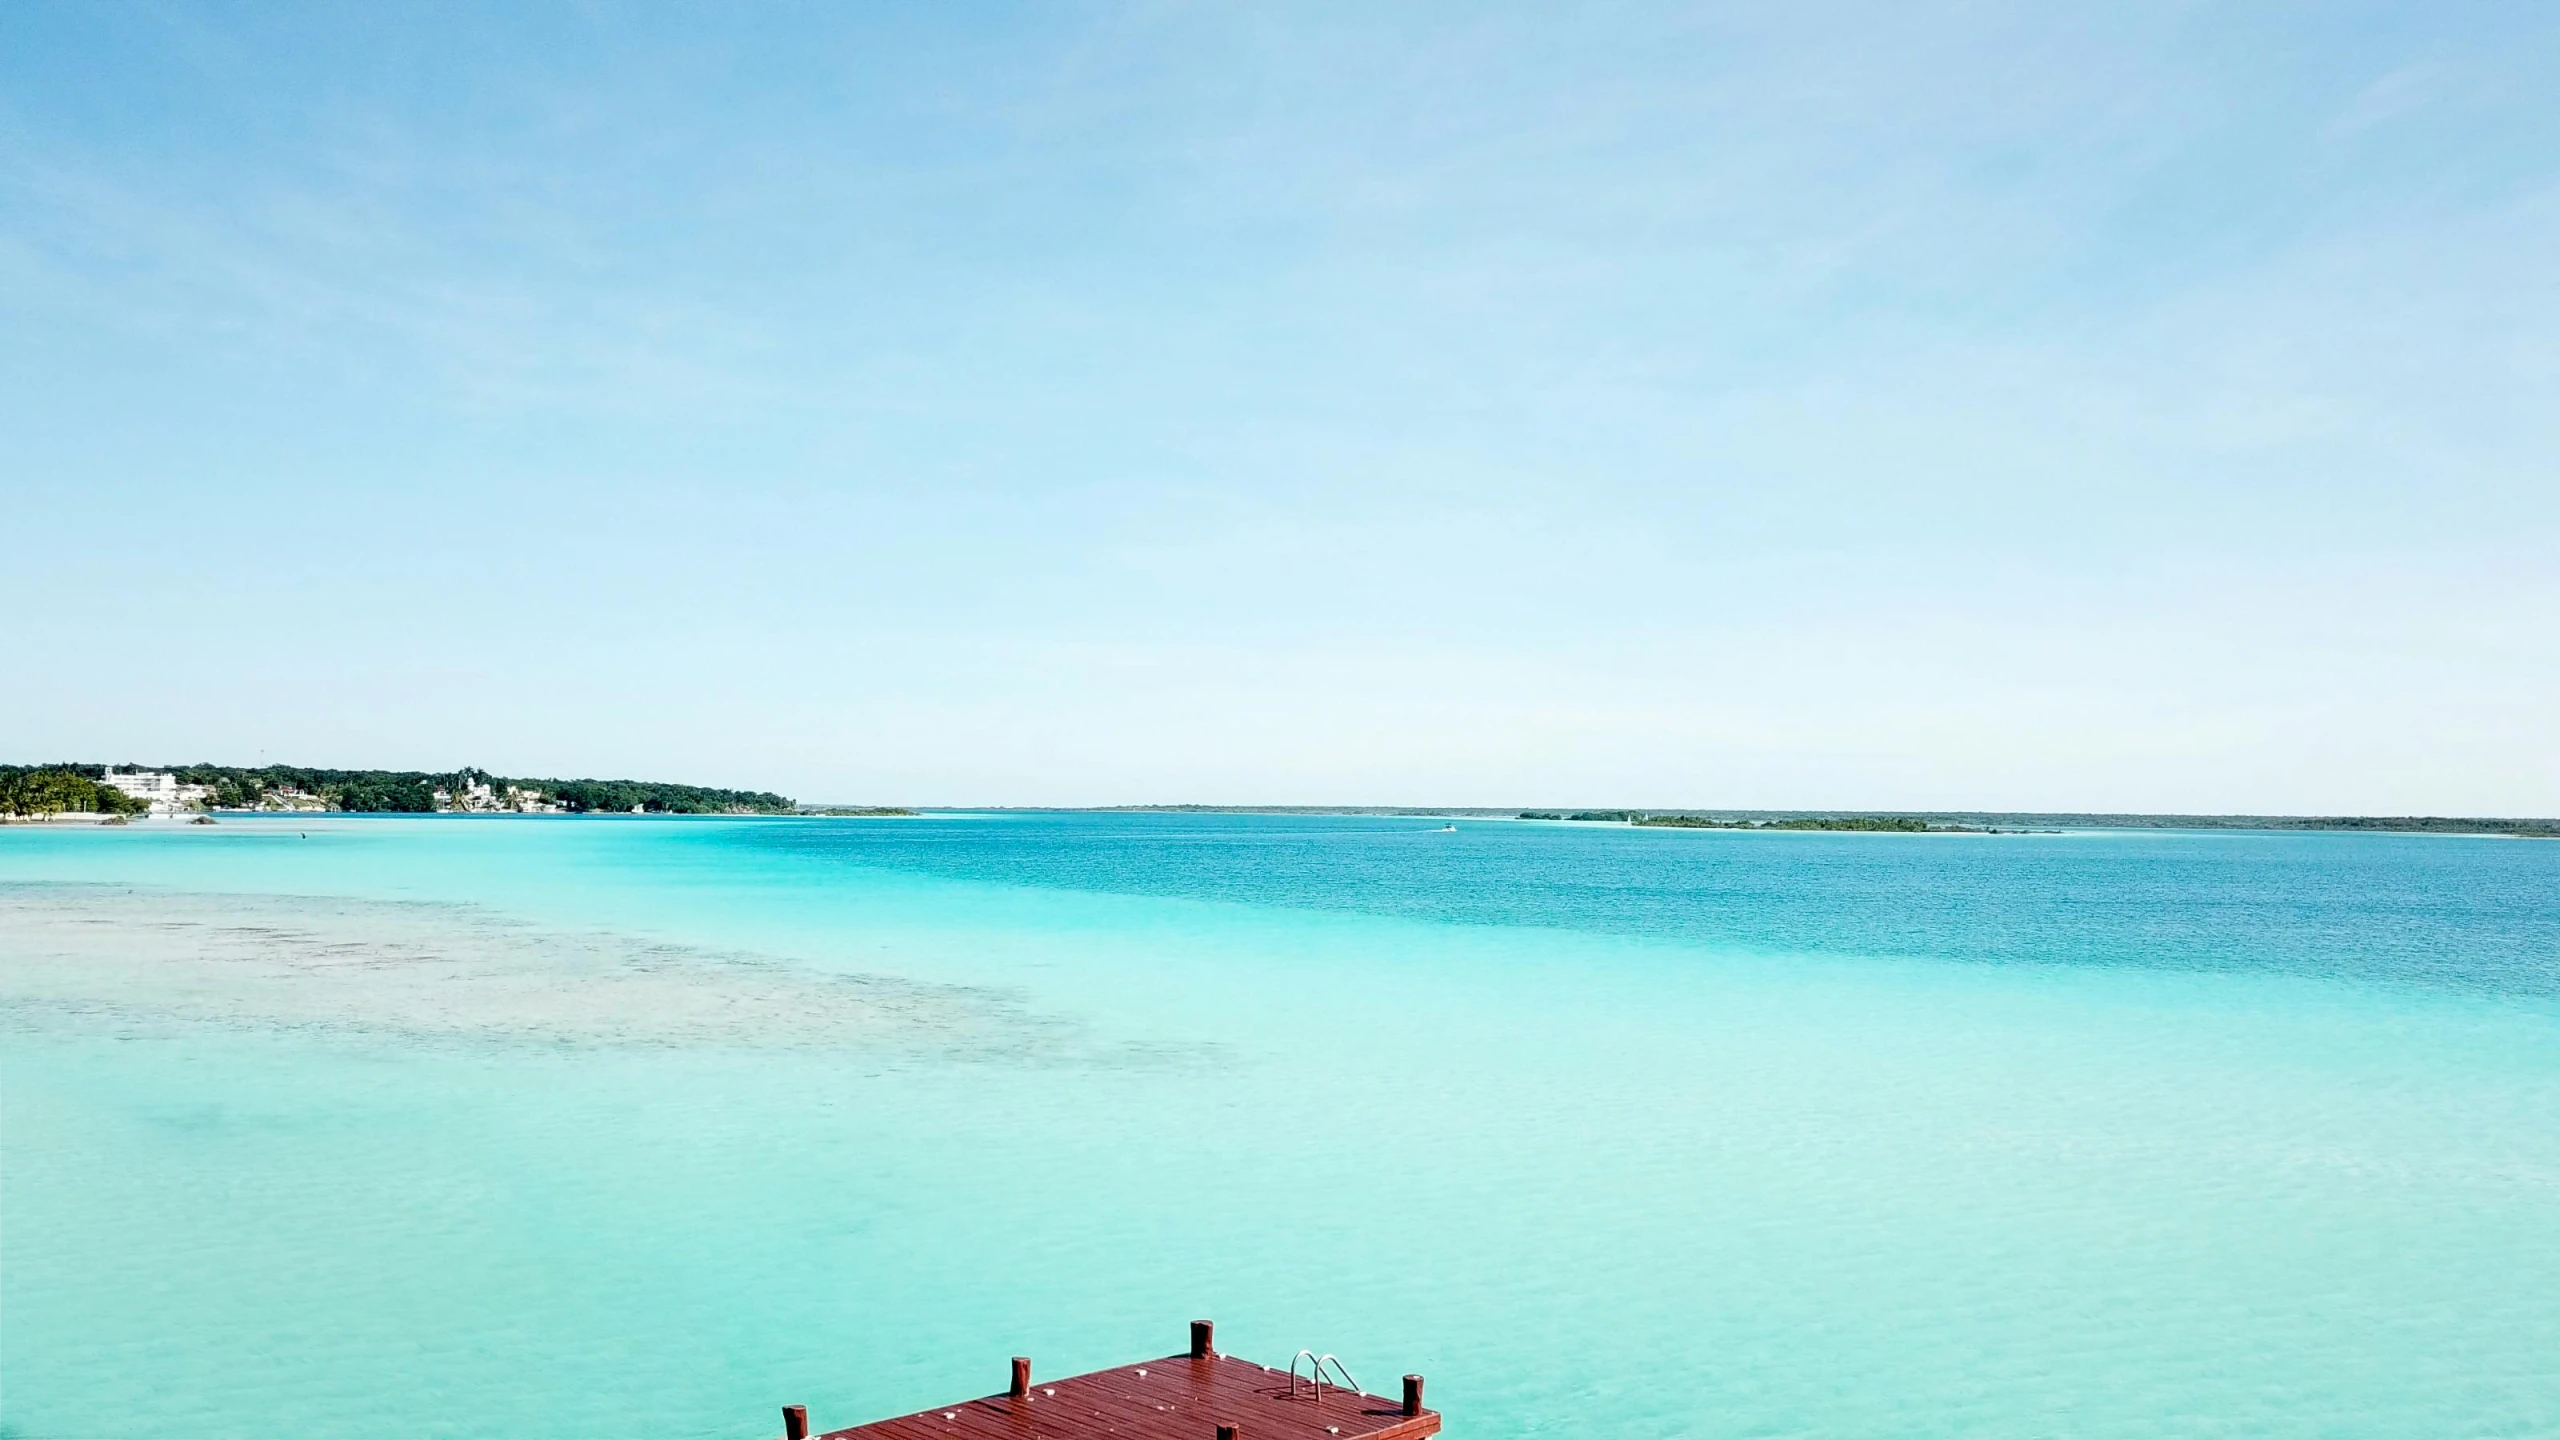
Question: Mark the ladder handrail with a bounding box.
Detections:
[1287,1350,1320,1399]
[1287,1350,1362,1403]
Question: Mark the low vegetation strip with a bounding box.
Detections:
[1520,811,1960,831]
[1518,810,2558,837]
[1637,814,1947,831]
[2,763,796,816]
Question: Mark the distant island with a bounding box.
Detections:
[1,763,806,818]
[1094,804,2560,838]
[1522,812,1979,832]
[801,805,921,817]
[1515,810,2559,837]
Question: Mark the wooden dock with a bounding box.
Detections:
[782,1321,1440,1440]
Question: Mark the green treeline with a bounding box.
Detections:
[7,763,797,815]
[529,774,797,815]
[1637,814,1940,832]
[0,766,155,818]
[180,766,794,814]
[2272,815,2560,838]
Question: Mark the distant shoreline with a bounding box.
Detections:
[1073,805,2560,837]
[10,782,2553,838]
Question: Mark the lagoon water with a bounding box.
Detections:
[5,813,2558,1438]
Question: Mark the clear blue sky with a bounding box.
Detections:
[5,3,2555,811]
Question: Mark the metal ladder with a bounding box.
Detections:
[1287,1349,1362,1405]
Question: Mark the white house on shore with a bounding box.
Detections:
[100,768,213,816]
[433,777,563,814]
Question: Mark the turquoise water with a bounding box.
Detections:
[5,813,2558,1438]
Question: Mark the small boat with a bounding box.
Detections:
[1439,824,1457,831]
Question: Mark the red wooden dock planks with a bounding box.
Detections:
[815,1352,1440,1440]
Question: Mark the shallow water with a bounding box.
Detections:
[5,813,2557,1438]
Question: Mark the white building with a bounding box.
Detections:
[100,768,213,816]
[435,777,563,814]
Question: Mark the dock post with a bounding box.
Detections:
[783,1404,809,1440]
[1191,1319,1215,1359]
[1011,1356,1032,1399]
[1402,1375,1424,1418]
[1216,1426,1239,1440]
